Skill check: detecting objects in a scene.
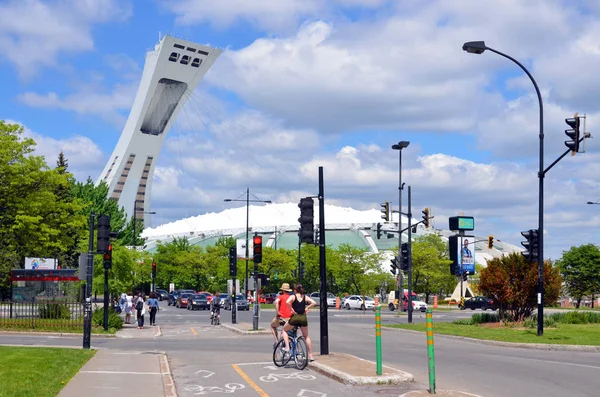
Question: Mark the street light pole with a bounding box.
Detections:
[463,41,545,336]
[392,141,410,305]
[224,189,272,297]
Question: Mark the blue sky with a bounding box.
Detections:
[1,0,599,258]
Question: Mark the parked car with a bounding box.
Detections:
[224,294,250,311]
[325,293,336,307]
[156,289,169,301]
[309,292,321,306]
[188,294,210,311]
[176,293,192,308]
[261,293,278,304]
[405,298,428,312]
[344,295,375,310]
[168,291,181,306]
[461,296,498,311]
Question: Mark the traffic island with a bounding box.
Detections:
[220,322,271,335]
[400,390,482,397]
[309,352,414,385]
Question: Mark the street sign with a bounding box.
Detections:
[236,238,253,260]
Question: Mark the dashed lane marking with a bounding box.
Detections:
[231,363,269,397]
[190,327,198,335]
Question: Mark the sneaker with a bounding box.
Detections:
[309,357,315,362]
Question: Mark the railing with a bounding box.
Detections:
[0,298,84,330]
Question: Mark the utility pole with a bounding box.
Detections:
[407,186,413,324]
[83,213,94,349]
[318,166,329,355]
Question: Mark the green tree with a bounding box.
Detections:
[555,244,600,308]
[479,253,562,321]
[410,233,455,302]
[0,121,86,292]
[334,243,385,297]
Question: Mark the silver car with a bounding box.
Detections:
[224,294,249,311]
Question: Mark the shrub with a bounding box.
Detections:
[524,315,557,328]
[92,307,123,330]
[38,303,70,319]
[548,311,600,324]
[471,313,499,324]
[452,319,473,325]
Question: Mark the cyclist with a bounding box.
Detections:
[210,292,221,324]
[270,283,293,348]
[283,283,316,361]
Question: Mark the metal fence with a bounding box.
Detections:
[0,298,84,329]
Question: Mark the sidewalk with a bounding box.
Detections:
[58,349,176,397]
[115,322,163,338]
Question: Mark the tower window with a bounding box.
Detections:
[169,52,180,62]
[180,55,189,65]
[191,58,202,68]
[174,43,185,49]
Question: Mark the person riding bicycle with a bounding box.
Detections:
[270,283,293,348]
[283,283,316,361]
[210,292,221,323]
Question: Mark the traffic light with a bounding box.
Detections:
[565,113,581,154]
[400,243,409,272]
[229,246,237,277]
[298,197,315,244]
[422,208,430,228]
[462,271,468,282]
[97,214,110,253]
[376,223,382,239]
[521,229,539,262]
[390,257,398,275]
[151,260,156,279]
[253,235,263,264]
[380,201,390,222]
[103,244,112,270]
[487,235,494,249]
[299,261,305,280]
[315,227,320,245]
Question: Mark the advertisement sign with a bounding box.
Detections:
[458,236,475,274]
[24,257,55,270]
[236,238,253,260]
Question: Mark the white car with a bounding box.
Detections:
[344,295,375,310]
[411,299,428,312]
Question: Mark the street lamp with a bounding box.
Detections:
[392,141,410,302]
[587,200,600,205]
[463,40,545,336]
[132,198,156,250]
[224,188,272,297]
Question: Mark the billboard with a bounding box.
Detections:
[458,236,475,274]
[24,257,55,270]
[236,238,253,260]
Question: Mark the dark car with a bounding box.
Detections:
[168,291,181,306]
[156,289,169,301]
[224,294,250,311]
[176,293,192,308]
[461,296,498,311]
[188,294,210,311]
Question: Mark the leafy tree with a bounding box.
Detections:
[0,121,86,291]
[555,244,600,308]
[334,243,385,297]
[479,253,562,321]
[410,233,455,302]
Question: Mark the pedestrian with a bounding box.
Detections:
[284,283,316,361]
[270,283,293,348]
[147,291,160,326]
[134,292,146,329]
[124,292,134,324]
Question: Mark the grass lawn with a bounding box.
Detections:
[384,322,600,345]
[0,346,95,397]
[0,323,117,335]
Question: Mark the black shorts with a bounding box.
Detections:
[288,313,308,327]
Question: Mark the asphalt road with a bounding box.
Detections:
[1,304,598,397]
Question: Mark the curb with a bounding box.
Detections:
[309,353,414,385]
[220,323,271,335]
[159,353,178,397]
[400,390,482,397]
[0,331,115,338]
[382,326,600,353]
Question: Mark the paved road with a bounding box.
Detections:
[1,304,599,397]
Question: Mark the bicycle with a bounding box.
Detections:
[210,308,220,325]
[272,325,308,370]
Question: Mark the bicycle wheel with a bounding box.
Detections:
[273,339,291,367]
[293,337,309,370]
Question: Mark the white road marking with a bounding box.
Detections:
[263,365,279,370]
[234,361,272,366]
[509,356,600,370]
[298,389,327,397]
[194,369,216,378]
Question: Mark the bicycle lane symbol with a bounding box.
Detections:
[183,383,245,395]
[259,373,316,383]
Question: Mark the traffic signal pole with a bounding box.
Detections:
[407,186,413,324]
[83,213,94,349]
[318,166,329,355]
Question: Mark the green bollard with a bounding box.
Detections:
[375,304,382,375]
[426,308,436,394]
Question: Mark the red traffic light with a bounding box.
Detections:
[152,261,156,269]
[253,235,262,246]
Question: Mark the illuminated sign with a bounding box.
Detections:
[449,216,475,231]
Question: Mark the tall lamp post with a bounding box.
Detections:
[462,40,545,336]
[224,188,272,297]
[132,199,156,250]
[392,141,410,302]
[587,200,600,205]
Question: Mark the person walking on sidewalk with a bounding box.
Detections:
[147,291,160,326]
[284,283,316,361]
[134,292,146,329]
[124,292,134,324]
[270,283,293,348]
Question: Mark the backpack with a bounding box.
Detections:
[136,299,144,311]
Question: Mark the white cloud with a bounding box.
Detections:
[0,0,133,78]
